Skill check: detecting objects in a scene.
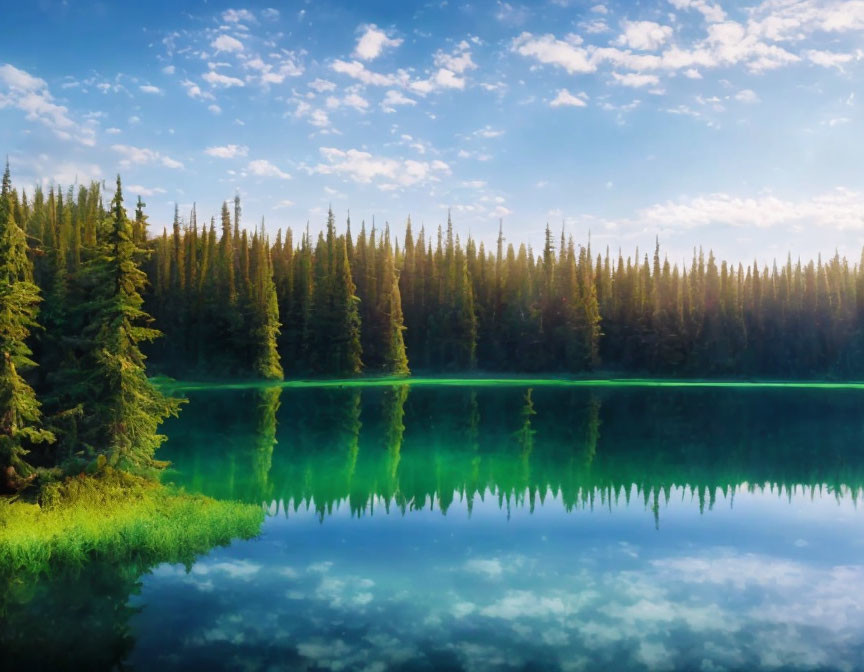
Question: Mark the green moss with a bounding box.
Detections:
[0,469,264,575]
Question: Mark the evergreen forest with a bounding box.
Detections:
[5,168,864,488]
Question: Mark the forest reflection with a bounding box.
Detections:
[163,386,864,520]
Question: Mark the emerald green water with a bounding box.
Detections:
[8,383,864,670]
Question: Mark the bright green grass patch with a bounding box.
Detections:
[0,469,264,576]
[153,374,864,394]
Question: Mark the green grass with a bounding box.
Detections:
[0,469,264,576]
[152,374,864,394]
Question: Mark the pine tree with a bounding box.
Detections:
[0,164,54,490]
[384,268,410,375]
[331,235,363,375]
[77,177,183,473]
[251,223,283,380]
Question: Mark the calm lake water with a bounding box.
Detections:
[11,384,864,671]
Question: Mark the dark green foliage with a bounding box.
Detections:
[102,196,864,379]
[2,168,189,483]
[0,163,53,489]
[73,177,184,473]
[11,166,864,406]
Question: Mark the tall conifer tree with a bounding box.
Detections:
[77,177,183,472]
[0,164,53,490]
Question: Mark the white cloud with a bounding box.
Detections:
[211,34,244,53]
[806,49,854,69]
[381,90,416,112]
[824,116,851,127]
[734,88,759,103]
[114,145,153,163]
[160,156,184,169]
[222,8,256,24]
[273,199,294,209]
[126,184,167,197]
[203,70,245,88]
[511,33,595,74]
[432,68,465,90]
[139,84,162,94]
[193,560,261,579]
[327,92,369,112]
[0,64,45,91]
[111,144,183,169]
[181,78,214,100]
[668,0,726,23]
[244,54,303,85]
[0,63,95,146]
[582,19,610,34]
[248,159,291,179]
[18,158,103,186]
[162,65,176,75]
[550,88,587,107]
[513,11,833,82]
[331,60,404,87]
[205,144,248,158]
[748,0,864,41]
[434,43,477,74]
[637,188,864,231]
[480,590,567,619]
[474,126,504,138]
[612,71,660,88]
[354,24,403,61]
[458,149,493,161]
[105,127,122,134]
[464,558,505,579]
[616,21,674,51]
[208,104,222,114]
[294,101,331,128]
[314,147,450,189]
[309,78,337,93]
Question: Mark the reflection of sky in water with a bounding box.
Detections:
[130,487,864,672]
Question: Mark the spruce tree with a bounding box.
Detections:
[331,235,363,375]
[251,224,283,380]
[77,176,183,473]
[0,164,54,490]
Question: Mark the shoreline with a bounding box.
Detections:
[153,375,864,393]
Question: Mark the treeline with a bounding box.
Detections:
[5,166,864,487]
[10,174,864,393]
[146,197,864,378]
[0,169,181,492]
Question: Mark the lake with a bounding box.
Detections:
[8,382,864,671]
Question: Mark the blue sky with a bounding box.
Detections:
[1,0,863,262]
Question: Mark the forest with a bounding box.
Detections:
[4,168,864,489]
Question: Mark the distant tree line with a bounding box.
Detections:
[10,174,864,386]
[144,191,864,379]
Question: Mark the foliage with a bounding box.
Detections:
[72,177,184,473]
[0,467,264,575]
[0,163,53,488]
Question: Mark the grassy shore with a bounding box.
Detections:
[153,374,864,394]
[0,469,264,575]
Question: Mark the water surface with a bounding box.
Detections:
[10,383,864,671]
